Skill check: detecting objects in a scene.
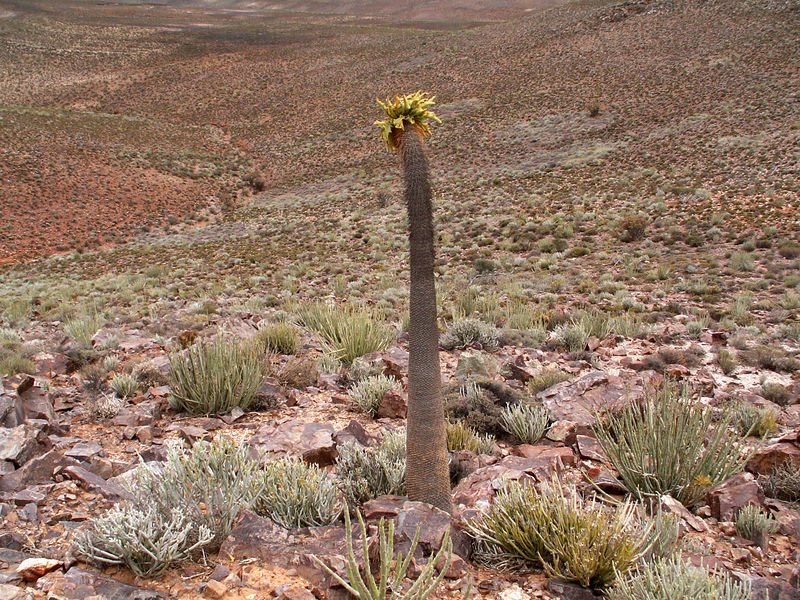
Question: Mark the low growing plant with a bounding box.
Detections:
[348,374,399,417]
[256,322,299,355]
[735,505,778,540]
[440,318,499,351]
[594,383,751,506]
[313,505,451,600]
[499,402,549,444]
[759,460,800,502]
[336,433,406,506]
[468,480,648,589]
[446,420,495,454]
[169,339,267,415]
[607,555,750,600]
[256,456,341,529]
[109,373,138,398]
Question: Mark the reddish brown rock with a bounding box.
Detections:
[248,419,337,466]
[747,439,800,476]
[707,472,765,521]
[0,425,52,467]
[63,465,131,501]
[377,389,407,419]
[660,494,709,532]
[15,557,61,582]
[576,435,606,461]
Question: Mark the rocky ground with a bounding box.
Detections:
[1,306,799,599]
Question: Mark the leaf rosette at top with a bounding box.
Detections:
[374,91,442,151]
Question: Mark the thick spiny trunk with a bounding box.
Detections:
[399,126,452,513]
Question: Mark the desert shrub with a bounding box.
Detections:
[717,348,738,375]
[468,480,647,588]
[499,402,549,444]
[348,374,398,417]
[455,350,500,378]
[759,381,793,406]
[131,438,265,547]
[313,507,451,600]
[783,291,800,310]
[440,318,499,350]
[74,505,212,577]
[256,322,299,355]
[0,327,21,346]
[131,359,169,388]
[528,369,573,394]
[278,354,319,388]
[607,555,750,600]
[87,393,126,419]
[346,356,384,384]
[759,461,800,502]
[551,323,589,353]
[297,302,394,364]
[735,505,778,540]
[778,241,800,259]
[446,420,495,454]
[256,457,341,529]
[335,433,406,506]
[497,327,546,348]
[594,384,751,506]
[169,339,267,415]
[640,510,679,562]
[730,251,755,272]
[0,353,35,376]
[617,215,648,242]
[109,373,138,398]
[728,401,778,437]
[744,344,800,373]
[64,314,102,348]
[102,355,120,372]
[444,380,523,436]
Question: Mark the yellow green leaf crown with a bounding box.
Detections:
[374,91,442,151]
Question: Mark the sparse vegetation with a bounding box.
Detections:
[440,318,500,350]
[446,420,496,454]
[759,461,800,502]
[735,505,778,540]
[256,322,299,355]
[109,373,138,398]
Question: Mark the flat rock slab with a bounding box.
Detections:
[48,567,167,600]
[248,419,337,466]
[536,370,652,427]
[64,441,103,461]
[63,466,131,501]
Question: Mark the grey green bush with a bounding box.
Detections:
[169,339,267,415]
[348,374,399,416]
[760,460,800,502]
[594,384,751,506]
[256,456,341,528]
[297,302,394,364]
[499,402,549,444]
[256,322,299,355]
[440,318,499,350]
[335,433,406,506]
[735,505,778,540]
[446,420,495,454]
[109,373,138,398]
[608,555,750,600]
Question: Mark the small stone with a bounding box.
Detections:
[203,579,228,599]
[377,389,407,419]
[210,564,230,581]
[277,586,315,600]
[15,557,62,582]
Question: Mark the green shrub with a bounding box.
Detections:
[440,318,499,350]
[728,401,778,437]
[446,420,495,454]
[552,323,589,353]
[759,461,800,502]
[778,241,800,259]
[468,480,647,588]
[640,510,679,562]
[256,457,341,529]
[109,373,138,398]
[335,433,406,506]
[64,314,102,348]
[131,359,169,388]
[313,507,451,600]
[102,355,120,372]
[297,303,394,364]
[730,251,755,272]
[87,393,126,419]
[256,322,299,355]
[499,402,548,444]
[735,505,778,540]
[0,353,35,377]
[717,348,738,375]
[594,384,751,506]
[169,339,267,415]
[608,555,750,600]
[74,505,213,577]
[348,374,398,417]
[759,381,793,406]
[528,369,573,394]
